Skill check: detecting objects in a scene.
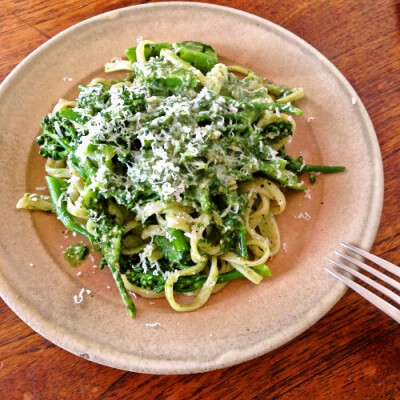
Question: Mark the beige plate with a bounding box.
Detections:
[0,3,383,374]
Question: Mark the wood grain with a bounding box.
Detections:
[1,0,400,399]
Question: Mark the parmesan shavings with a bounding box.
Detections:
[295,212,311,221]
[73,288,85,304]
[73,288,92,304]
[145,322,161,327]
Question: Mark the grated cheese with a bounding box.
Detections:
[145,322,161,327]
[295,212,311,221]
[73,288,85,304]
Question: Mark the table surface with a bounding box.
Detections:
[1,0,399,398]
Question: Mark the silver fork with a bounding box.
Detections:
[324,243,400,323]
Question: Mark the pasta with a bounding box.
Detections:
[17,40,344,317]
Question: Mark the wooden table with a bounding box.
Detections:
[1,0,399,398]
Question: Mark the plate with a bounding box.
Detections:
[0,3,383,374]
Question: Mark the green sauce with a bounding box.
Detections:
[64,244,89,267]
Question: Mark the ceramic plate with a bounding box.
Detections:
[0,3,383,374]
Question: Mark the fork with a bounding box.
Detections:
[324,243,400,323]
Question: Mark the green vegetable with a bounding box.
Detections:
[242,100,303,116]
[46,176,97,244]
[174,263,272,293]
[173,41,218,74]
[90,216,135,318]
[126,42,173,62]
[91,216,123,266]
[154,229,191,266]
[125,263,271,293]
[126,41,218,73]
[134,58,198,94]
[259,162,305,191]
[108,262,136,318]
[64,244,89,266]
[284,155,346,174]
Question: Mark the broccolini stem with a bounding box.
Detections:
[42,131,74,153]
[284,155,345,174]
[174,264,271,293]
[302,165,345,173]
[108,262,136,318]
[169,229,190,261]
[259,162,305,191]
[154,229,191,266]
[46,176,96,243]
[70,155,97,180]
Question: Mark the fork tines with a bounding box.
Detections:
[324,243,400,323]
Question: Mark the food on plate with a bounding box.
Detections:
[17,40,344,317]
